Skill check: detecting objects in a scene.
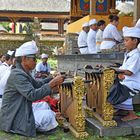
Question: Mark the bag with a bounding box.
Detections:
[107,77,134,105]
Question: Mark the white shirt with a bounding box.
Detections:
[0,62,10,80]
[96,29,103,52]
[138,43,140,51]
[0,61,2,65]
[100,24,122,50]
[78,30,89,54]
[118,48,140,107]
[0,62,12,96]
[87,29,97,54]
[119,48,140,91]
[0,68,11,96]
[36,62,51,73]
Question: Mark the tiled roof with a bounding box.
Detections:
[0,0,70,12]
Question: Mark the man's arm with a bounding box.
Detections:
[13,73,64,102]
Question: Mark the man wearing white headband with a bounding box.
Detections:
[0,41,64,137]
[108,27,140,121]
[87,19,97,54]
[35,53,51,78]
[77,22,89,54]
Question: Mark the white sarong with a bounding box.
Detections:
[32,102,58,131]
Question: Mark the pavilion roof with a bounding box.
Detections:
[0,0,70,13]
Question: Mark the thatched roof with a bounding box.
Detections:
[0,0,70,13]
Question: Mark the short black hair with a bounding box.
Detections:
[109,15,119,22]
[130,37,140,46]
[11,50,15,58]
[4,54,11,61]
[4,50,16,61]
[97,20,106,27]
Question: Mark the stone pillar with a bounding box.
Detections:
[64,33,79,55]
[134,0,140,22]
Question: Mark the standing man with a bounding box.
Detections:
[96,20,106,53]
[77,22,89,54]
[100,15,122,50]
[0,41,64,137]
[87,19,97,54]
[35,53,51,78]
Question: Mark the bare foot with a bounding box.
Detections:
[121,111,140,121]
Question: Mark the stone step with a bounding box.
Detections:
[86,117,134,137]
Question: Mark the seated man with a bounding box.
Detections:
[0,41,64,137]
[35,53,51,78]
[109,27,140,121]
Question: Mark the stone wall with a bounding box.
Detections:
[0,34,64,55]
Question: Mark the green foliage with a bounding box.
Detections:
[37,58,57,70]
[0,22,11,31]
[22,23,33,35]
[48,58,58,70]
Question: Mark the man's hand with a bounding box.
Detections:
[48,75,65,89]
[118,73,125,80]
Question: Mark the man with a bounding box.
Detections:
[0,55,6,65]
[35,53,51,78]
[0,50,14,76]
[0,50,15,108]
[77,22,89,54]
[0,50,15,86]
[100,15,122,50]
[87,19,97,54]
[0,41,64,137]
[96,20,106,53]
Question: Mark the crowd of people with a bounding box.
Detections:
[78,15,140,54]
[0,16,140,137]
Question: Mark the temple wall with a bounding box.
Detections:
[0,34,64,55]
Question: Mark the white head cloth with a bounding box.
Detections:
[41,53,48,59]
[7,50,14,56]
[135,19,140,29]
[82,22,89,27]
[89,19,97,26]
[123,26,140,38]
[15,40,38,57]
